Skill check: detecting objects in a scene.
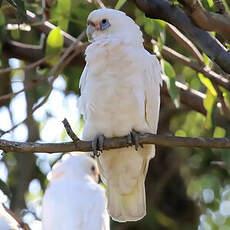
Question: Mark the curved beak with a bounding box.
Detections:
[86,24,96,42]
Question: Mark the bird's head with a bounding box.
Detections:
[48,154,99,183]
[86,8,143,44]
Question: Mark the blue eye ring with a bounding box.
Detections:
[100,19,111,31]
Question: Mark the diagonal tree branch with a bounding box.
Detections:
[132,0,230,73]
[25,10,78,47]
[149,39,230,89]
[166,23,204,64]
[181,0,230,41]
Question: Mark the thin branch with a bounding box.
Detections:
[212,81,230,120]
[26,10,78,47]
[161,80,206,114]
[149,39,230,90]
[62,118,80,145]
[132,0,230,73]
[0,39,87,136]
[2,204,31,230]
[166,23,204,64]
[0,133,230,154]
[0,51,61,75]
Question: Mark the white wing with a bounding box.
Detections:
[82,186,110,230]
[143,52,162,133]
[79,64,88,91]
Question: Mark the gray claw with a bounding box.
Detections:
[126,133,132,147]
[92,134,105,157]
[130,130,143,151]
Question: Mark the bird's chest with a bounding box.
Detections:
[81,42,146,135]
[87,41,137,75]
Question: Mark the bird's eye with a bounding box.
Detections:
[101,19,107,24]
[100,19,111,31]
[91,165,96,172]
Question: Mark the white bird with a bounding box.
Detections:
[79,8,162,222]
[42,154,110,230]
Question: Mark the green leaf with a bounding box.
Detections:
[226,43,230,51]
[51,0,71,31]
[45,27,64,66]
[175,129,187,137]
[0,0,3,7]
[157,35,163,52]
[223,91,230,110]
[115,0,127,10]
[206,0,213,7]
[163,60,180,108]
[11,29,20,39]
[198,73,217,97]
[0,10,5,26]
[203,89,217,129]
[213,126,226,138]
[202,53,210,66]
[0,179,12,199]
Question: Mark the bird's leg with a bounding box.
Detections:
[129,130,144,151]
[91,134,105,157]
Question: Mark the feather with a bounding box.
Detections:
[42,155,109,230]
[79,8,162,222]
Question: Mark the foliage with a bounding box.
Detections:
[0,0,230,229]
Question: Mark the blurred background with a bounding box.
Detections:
[0,0,230,229]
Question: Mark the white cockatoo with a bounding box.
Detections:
[42,154,110,230]
[78,8,162,222]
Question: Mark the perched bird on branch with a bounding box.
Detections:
[42,155,110,230]
[79,8,162,222]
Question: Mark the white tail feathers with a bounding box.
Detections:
[107,173,146,222]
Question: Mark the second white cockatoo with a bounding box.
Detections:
[78,9,162,222]
[42,155,110,230]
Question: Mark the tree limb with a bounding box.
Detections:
[0,133,230,154]
[149,39,230,90]
[132,0,230,73]
[2,204,31,230]
[181,0,230,41]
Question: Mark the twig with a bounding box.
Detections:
[0,51,61,76]
[210,161,226,169]
[2,204,31,230]
[95,0,106,8]
[133,0,230,73]
[26,10,78,47]
[166,23,204,64]
[212,81,230,120]
[0,37,87,135]
[62,118,80,145]
[0,133,230,154]
[150,39,230,90]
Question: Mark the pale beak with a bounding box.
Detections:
[86,23,100,42]
[93,169,99,183]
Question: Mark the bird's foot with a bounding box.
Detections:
[127,130,144,151]
[91,134,105,158]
